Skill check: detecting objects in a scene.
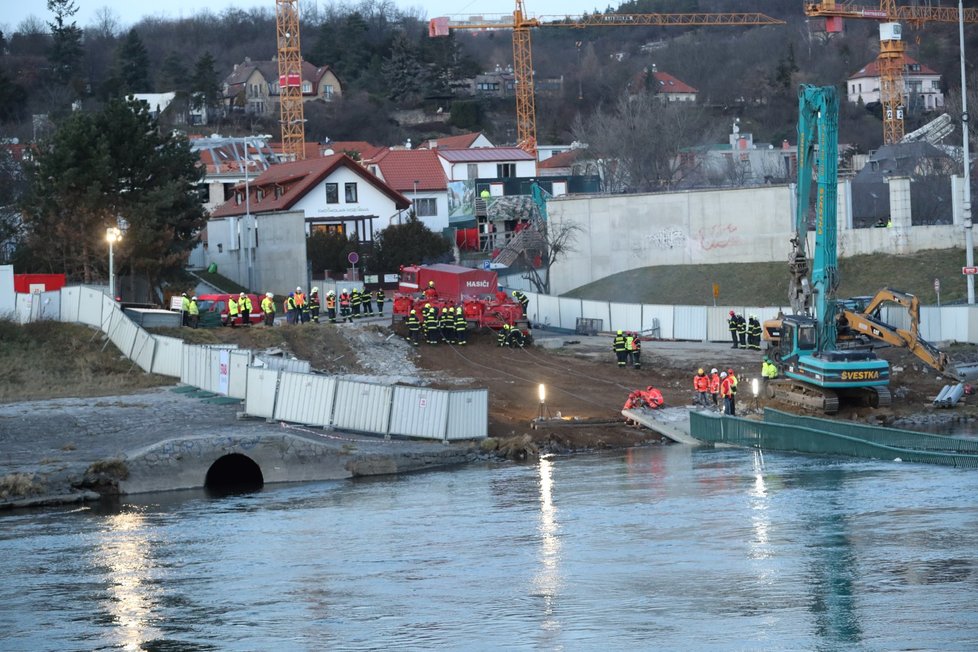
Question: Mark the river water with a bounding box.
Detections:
[2,445,978,651]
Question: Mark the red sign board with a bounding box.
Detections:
[278,73,302,88]
[963,267,978,275]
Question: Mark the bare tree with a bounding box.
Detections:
[519,220,583,295]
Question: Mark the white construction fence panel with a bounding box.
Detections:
[106,308,139,358]
[580,300,610,334]
[674,305,708,341]
[0,265,12,316]
[254,355,312,374]
[880,305,911,332]
[446,389,488,440]
[151,335,184,377]
[245,367,280,419]
[60,286,81,322]
[523,292,539,326]
[181,344,213,391]
[35,291,60,321]
[274,371,337,427]
[228,350,252,399]
[389,386,451,440]
[609,302,642,333]
[557,297,582,331]
[536,294,560,329]
[100,294,117,333]
[13,294,31,324]
[642,305,674,340]
[77,287,105,328]
[937,306,969,343]
[129,328,157,373]
[918,306,941,342]
[708,306,741,342]
[331,380,393,435]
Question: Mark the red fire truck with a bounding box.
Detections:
[392,263,529,334]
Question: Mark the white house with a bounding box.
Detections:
[847,54,944,114]
[366,149,451,233]
[207,154,410,293]
[435,147,537,183]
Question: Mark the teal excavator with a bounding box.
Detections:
[770,85,890,414]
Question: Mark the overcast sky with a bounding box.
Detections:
[4,0,607,32]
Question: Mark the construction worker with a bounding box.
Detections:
[325,290,337,323]
[455,306,467,345]
[440,306,456,344]
[309,287,321,323]
[376,288,386,316]
[626,332,642,369]
[709,368,721,408]
[693,368,711,407]
[613,330,628,368]
[294,286,306,323]
[737,313,747,349]
[180,292,191,326]
[338,289,351,322]
[187,295,199,329]
[719,372,734,415]
[285,293,298,324]
[261,292,276,326]
[747,315,762,350]
[498,324,511,347]
[512,290,529,315]
[762,357,778,380]
[239,292,253,326]
[727,367,739,415]
[362,288,373,316]
[480,188,490,201]
[406,309,421,346]
[227,293,239,328]
[728,310,739,348]
[351,288,361,319]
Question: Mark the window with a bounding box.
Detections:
[415,198,437,217]
[345,182,358,203]
[323,84,334,99]
[325,183,339,204]
[312,223,345,235]
[466,164,478,180]
[302,81,312,93]
[497,163,516,178]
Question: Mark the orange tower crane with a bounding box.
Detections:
[276,0,306,161]
[804,1,978,144]
[430,3,784,156]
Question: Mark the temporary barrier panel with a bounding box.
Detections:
[536,294,560,329]
[642,305,674,340]
[446,389,489,440]
[880,305,911,332]
[181,344,211,391]
[389,386,451,440]
[100,294,117,333]
[580,299,610,333]
[77,287,105,328]
[937,306,967,343]
[273,371,337,427]
[106,308,139,358]
[557,296,582,331]
[523,292,539,326]
[708,306,743,342]
[919,306,941,342]
[151,335,183,377]
[608,302,642,333]
[331,380,393,435]
[674,305,708,341]
[13,294,31,324]
[0,264,12,316]
[228,350,252,399]
[60,286,81,322]
[129,327,156,373]
[245,366,280,419]
[34,291,60,321]
[254,355,312,374]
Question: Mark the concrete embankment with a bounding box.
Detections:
[0,387,478,509]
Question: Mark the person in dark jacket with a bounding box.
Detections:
[613,330,628,368]
[728,310,739,349]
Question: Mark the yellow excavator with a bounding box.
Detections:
[763,287,959,380]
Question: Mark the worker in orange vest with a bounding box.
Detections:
[693,368,711,407]
[719,372,735,415]
[709,368,721,409]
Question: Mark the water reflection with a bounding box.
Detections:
[748,450,772,561]
[94,509,161,650]
[534,456,562,642]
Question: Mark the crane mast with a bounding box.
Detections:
[276,0,306,161]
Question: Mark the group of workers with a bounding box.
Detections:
[692,367,741,415]
[256,286,388,327]
[727,310,763,350]
[180,293,199,328]
[405,303,468,346]
[612,330,643,369]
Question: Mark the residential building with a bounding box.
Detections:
[471,65,563,98]
[679,120,797,188]
[133,92,209,125]
[847,54,944,114]
[207,154,409,293]
[436,147,537,183]
[191,135,278,213]
[365,149,450,232]
[223,58,342,116]
[270,140,386,162]
[418,132,494,150]
[630,65,698,103]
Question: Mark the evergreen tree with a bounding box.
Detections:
[0,68,27,123]
[382,32,427,102]
[372,216,450,273]
[158,53,189,93]
[46,0,83,84]
[190,52,221,110]
[116,28,151,93]
[306,230,357,276]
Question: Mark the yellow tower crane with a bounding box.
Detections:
[429,3,784,156]
[276,0,306,161]
[804,1,978,144]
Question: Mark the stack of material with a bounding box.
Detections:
[124,308,182,329]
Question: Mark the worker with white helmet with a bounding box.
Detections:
[309,286,321,323]
[339,288,352,322]
[187,295,199,329]
[709,368,721,409]
[294,286,307,323]
[325,289,337,323]
[261,292,276,326]
[239,292,253,326]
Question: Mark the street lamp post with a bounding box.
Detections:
[106,227,122,300]
[413,179,419,223]
[959,0,974,303]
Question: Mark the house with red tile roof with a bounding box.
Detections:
[418,132,494,150]
[630,65,698,103]
[206,154,409,294]
[435,147,537,182]
[847,54,943,113]
[364,149,451,232]
[269,140,387,162]
[223,58,342,116]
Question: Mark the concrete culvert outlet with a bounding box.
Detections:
[205,453,264,493]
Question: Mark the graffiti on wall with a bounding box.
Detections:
[631,228,688,256]
[695,224,742,251]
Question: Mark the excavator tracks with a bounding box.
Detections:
[768,381,891,414]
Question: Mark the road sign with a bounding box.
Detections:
[712,283,719,300]
[963,266,978,275]
[934,278,941,293]
[482,260,491,270]
[348,252,360,265]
